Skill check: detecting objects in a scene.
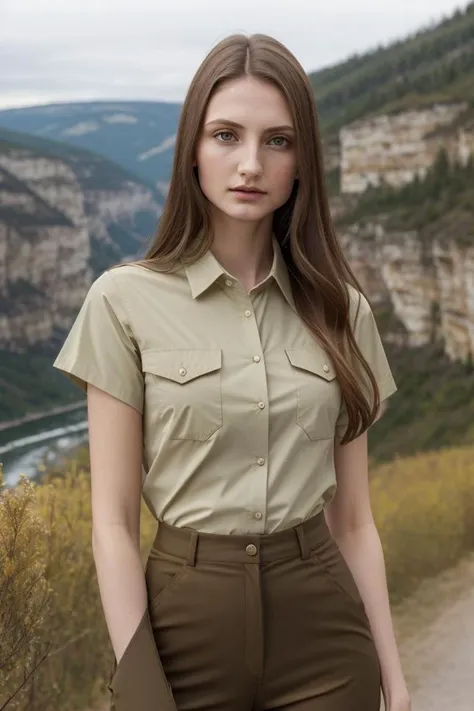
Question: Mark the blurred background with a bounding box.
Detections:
[1,1,473,710]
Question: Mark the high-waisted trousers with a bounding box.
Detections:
[107,511,381,711]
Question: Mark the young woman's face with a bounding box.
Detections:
[195,76,298,225]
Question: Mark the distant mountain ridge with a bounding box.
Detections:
[0,101,182,195]
[0,124,160,192]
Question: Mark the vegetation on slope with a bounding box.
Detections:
[310,2,474,135]
[336,148,474,245]
[369,340,474,462]
[0,127,159,193]
[0,349,85,428]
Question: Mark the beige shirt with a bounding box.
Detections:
[53,236,397,534]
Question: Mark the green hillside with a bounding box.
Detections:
[0,127,158,193]
[310,2,474,135]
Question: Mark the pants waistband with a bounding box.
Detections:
[152,511,329,566]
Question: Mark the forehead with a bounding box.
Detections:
[204,76,293,125]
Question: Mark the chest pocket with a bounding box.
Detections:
[141,349,223,441]
[285,348,340,441]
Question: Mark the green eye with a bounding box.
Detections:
[270,136,289,147]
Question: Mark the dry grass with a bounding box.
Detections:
[370,444,474,602]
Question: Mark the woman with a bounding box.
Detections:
[53,33,410,711]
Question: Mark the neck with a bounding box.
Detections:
[209,215,274,292]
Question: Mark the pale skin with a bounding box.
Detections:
[90,75,410,710]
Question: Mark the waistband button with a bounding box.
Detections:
[246,543,257,556]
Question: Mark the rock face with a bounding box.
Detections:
[340,103,472,194]
[334,101,474,362]
[1,101,473,368]
[339,222,474,362]
[0,143,162,353]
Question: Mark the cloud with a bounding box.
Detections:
[0,0,469,109]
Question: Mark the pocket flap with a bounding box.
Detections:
[141,349,222,384]
[285,348,336,382]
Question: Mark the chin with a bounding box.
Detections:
[229,212,269,224]
[221,202,271,220]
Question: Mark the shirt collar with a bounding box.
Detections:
[269,235,296,311]
[182,235,296,311]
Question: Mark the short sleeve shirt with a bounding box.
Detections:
[53,236,397,534]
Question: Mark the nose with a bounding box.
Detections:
[238,142,263,179]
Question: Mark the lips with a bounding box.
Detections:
[231,187,266,193]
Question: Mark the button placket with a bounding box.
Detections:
[238,293,268,532]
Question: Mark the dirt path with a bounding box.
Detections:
[390,552,474,710]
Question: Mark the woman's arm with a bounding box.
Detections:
[88,383,146,663]
[325,430,410,711]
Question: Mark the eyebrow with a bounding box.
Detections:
[205,119,295,133]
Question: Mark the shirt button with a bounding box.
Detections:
[253,355,261,363]
[323,364,330,373]
[178,367,187,376]
[225,279,233,287]
[258,401,265,410]
[244,310,252,318]
[257,457,265,466]
[255,512,263,520]
[246,543,257,556]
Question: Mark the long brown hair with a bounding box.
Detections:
[115,33,380,444]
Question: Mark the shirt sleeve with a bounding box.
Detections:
[335,288,397,442]
[52,269,144,413]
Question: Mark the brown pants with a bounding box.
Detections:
[107,511,381,710]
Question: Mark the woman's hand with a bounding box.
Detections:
[383,682,411,711]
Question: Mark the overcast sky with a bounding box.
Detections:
[0,0,470,110]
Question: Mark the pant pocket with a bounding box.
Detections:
[107,607,177,711]
[310,537,370,622]
[145,547,189,616]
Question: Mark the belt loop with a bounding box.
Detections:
[186,529,199,567]
[295,524,310,560]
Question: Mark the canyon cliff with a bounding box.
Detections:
[0,132,162,353]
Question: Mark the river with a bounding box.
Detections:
[0,405,89,488]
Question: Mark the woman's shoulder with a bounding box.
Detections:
[93,260,183,293]
[107,259,182,279]
[79,262,183,322]
[344,282,370,321]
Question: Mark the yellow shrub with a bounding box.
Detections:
[0,465,52,711]
[0,460,157,711]
[370,445,474,601]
